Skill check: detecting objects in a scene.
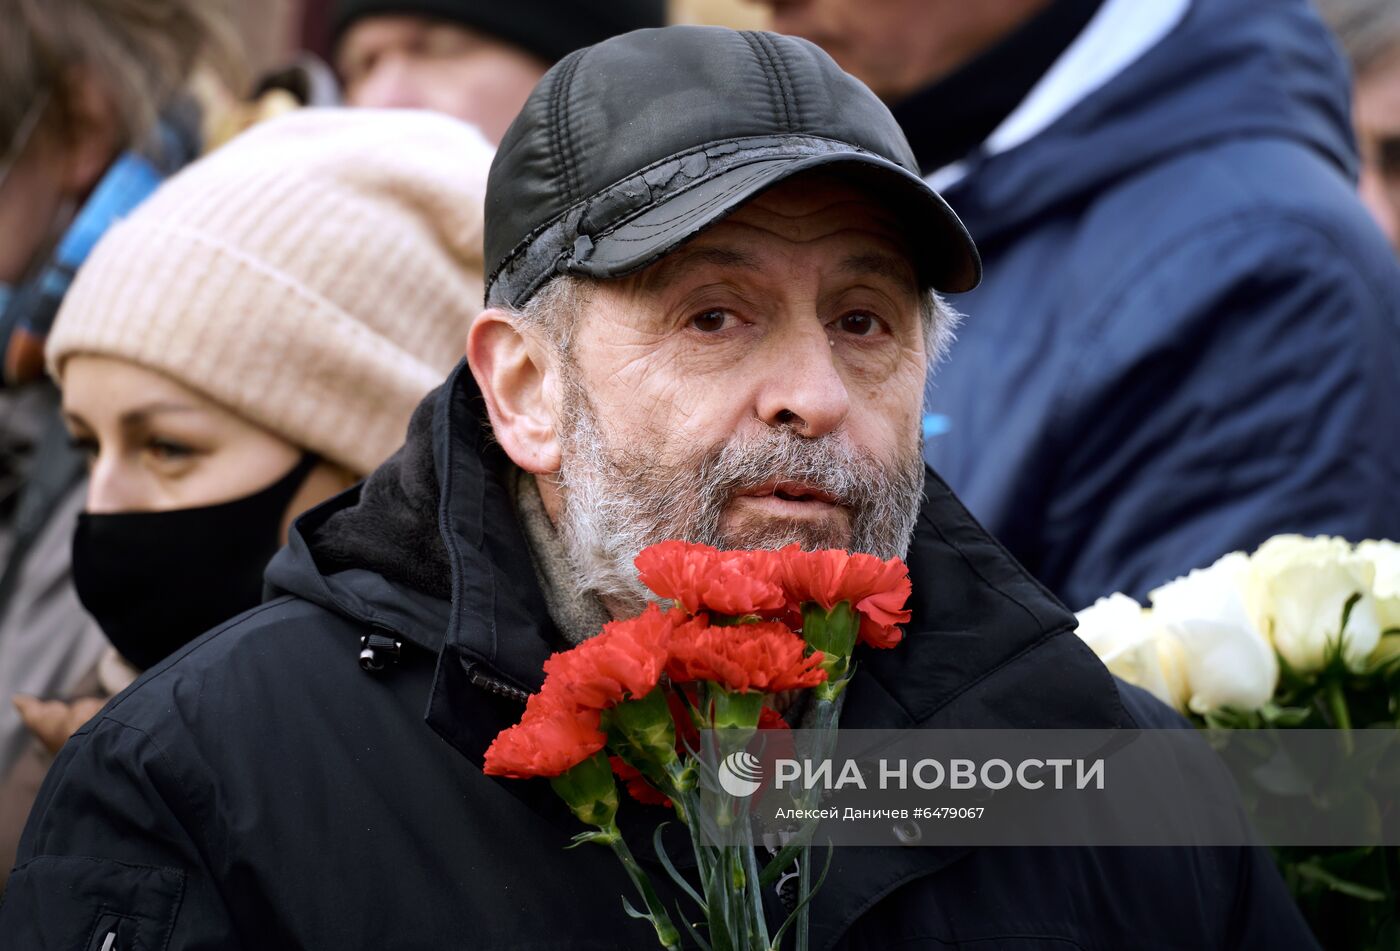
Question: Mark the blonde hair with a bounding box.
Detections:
[0,0,245,154]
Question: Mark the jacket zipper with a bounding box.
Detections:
[464,662,530,705]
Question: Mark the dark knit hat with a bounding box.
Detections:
[332,0,667,65]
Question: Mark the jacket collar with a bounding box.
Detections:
[274,358,1126,755]
[271,359,1132,947]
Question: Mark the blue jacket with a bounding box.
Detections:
[925,0,1400,610]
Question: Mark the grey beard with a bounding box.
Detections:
[551,381,927,609]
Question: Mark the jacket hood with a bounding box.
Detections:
[944,0,1356,248]
[267,360,1131,756]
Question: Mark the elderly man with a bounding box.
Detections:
[4,27,1316,949]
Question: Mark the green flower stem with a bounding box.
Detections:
[607,823,683,951]
[663,758,698,823]
[742,833,771,947]
[1324,678,1354,755]
[795,843,813,951]
[798,696,842,950]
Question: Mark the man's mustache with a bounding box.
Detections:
[694,428,892,509]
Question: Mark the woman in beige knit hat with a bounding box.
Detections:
[17,106,489,732]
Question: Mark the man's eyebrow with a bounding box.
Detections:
[636,246,762,294]
[838,252,918,289]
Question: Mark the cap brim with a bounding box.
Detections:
[570,150,981,294]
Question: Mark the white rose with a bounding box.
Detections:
[1074,593,1189,713]
[1251,535,1380,673]
[1356,540,1400,634]
[1148,552,1277,714]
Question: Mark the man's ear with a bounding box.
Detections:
[56,66,122,196]
[466,308,562,474]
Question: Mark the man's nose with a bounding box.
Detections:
[348,54,428,111]
[755,324,850,438]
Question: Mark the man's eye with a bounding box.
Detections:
[837,312,881,336]
[689,309,732,333]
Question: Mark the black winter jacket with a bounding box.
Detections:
[0,362,1318,950]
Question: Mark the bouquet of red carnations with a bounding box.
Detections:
[483,541,913,951]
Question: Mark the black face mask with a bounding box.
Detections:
[72,453,319,671]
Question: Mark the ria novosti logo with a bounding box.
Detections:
[717,750,765,798]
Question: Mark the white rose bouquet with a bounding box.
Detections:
[1075,536,1400,949]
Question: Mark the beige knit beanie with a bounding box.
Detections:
[47,107,489,476]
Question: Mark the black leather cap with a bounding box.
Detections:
[484,25,982,308]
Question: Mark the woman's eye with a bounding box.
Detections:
[147,439,195,462]
[689,309,733,333]
[67,435,99,462]
[836,312,882,336]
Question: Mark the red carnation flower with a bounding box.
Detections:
[779,546,912,648]
[543,602,676,711]
[635,541,787,617]
[757,706,790,731]
[667,686,701,754]
[666,620,827,693]
[483,688,607,778]
[609,756,672,808]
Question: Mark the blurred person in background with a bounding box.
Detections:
[763,0,1400,610]
[331,0,666,143]
[0,0,241,832]
[1317,0,1400,253]
[1,108,491,884]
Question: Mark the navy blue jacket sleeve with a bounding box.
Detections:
[1040,212,1400,609]
[0,714,241,949]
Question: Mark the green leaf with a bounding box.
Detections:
[1259,703,1314,728]
[677,907,713,951]
[760,840,802,887]
[1306,847,1374,877]
[1203,707,1260,731]
[653,823,706,912]
[564,829,617,850]
[1294,860,1388,902]
[1364,634,1400,676]
[1339,592,1364,643]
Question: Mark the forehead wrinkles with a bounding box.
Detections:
[718,192,907,249]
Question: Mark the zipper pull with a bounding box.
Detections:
[88,915,125,951]
[359,630,403,673]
